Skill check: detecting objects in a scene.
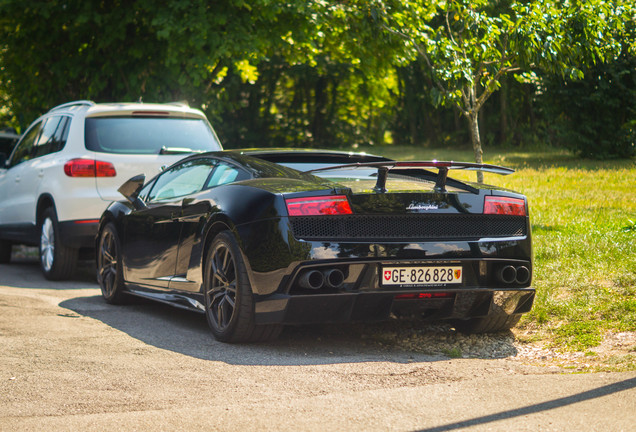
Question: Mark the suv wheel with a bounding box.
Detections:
[39,207,78,280]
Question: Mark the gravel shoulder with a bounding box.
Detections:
[1,258,635,431]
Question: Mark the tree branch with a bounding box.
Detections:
[380,22,449,96]
[203,61,226,94]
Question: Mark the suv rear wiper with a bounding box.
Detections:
[159,146,206,155]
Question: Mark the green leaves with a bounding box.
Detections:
[368,0,634,167]
[0,0,633,158]
[0,0,310,123]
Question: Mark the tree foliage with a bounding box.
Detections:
[540,54,636,159]
[0,0,634,160]
[0,0,304,125]
[370,0,632,178]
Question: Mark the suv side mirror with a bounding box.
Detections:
[117,174,146,210]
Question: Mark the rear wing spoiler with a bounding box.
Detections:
[305,161,514,193]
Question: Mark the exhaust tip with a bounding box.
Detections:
[497,265,517,284]
[323,269,345,289]
[298,270,324,290]
[515,266,530,284]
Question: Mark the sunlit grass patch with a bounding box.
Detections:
[501,163,635,353]
[599,354,636,372]
[553,321,604,351]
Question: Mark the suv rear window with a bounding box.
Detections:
[84,117,221,154]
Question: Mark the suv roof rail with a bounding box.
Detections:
[165,101,190,107]
[48,100,96,112]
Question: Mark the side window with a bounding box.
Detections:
[138,180,155,202]
[9,121,43,167]
[205,162,249,188]
[33,116,71,158]
[147,159,216,202]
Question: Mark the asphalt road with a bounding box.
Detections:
[1,258,635,431]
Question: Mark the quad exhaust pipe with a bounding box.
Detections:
[298,269,345,290]
[323,269,345,288]
[496,265,530,285]
[298,270,324,290]
[515,266,530,284]
[497,265,517,284]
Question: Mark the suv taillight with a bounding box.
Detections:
[286,195,353,216]
[64,159,116,177]
[484,196,526,216]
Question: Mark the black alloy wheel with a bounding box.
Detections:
[97,223,127,304]
[204,231,281,343]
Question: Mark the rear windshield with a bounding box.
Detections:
[85,117,222,154]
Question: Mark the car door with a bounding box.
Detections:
[0,116,70,234]
[0,120,44,232]
[122,158,217,290]
[169,161,251,293]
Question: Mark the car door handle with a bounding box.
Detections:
[14,175,20,183]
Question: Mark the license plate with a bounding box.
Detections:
[382,266,463,286]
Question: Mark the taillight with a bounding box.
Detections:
[484,196,526,216]
[64,159,116,177]
[286,195,353,216]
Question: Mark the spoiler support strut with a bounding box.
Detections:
[434,167,449,192]
[373,167,389,193]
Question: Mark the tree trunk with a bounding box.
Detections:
[468,111,484,183]
[500,77,508,144]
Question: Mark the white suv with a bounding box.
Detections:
[0,101,222,280]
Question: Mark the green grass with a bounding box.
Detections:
[355,145,636,356]
[442,347,463,358]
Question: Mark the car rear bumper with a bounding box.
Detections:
[253,287,535,325]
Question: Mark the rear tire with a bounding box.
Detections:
[454,314,521,334]
[97,223,129,304]
[204,231,281,343]
[39,208,77,280]
[0,240,11,263]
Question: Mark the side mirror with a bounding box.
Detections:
[117,174,146,210]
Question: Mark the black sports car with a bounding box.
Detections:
[96,149,534,342]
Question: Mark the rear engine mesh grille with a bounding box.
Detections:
[289,215,526,241]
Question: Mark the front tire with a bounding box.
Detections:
[204,231,281,343]
[97,223,128,304]
[39,207,77,280]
